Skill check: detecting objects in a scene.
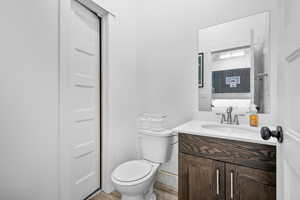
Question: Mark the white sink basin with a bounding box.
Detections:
[201,124,257,134]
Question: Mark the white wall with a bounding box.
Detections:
[137,0,280,189]
[0,1,60,200]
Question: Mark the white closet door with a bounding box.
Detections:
[62,0,100,199]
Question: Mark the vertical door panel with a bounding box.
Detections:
[279,131,300,200]
[179,153,225,200]
[226,163,276,200]
[62,0,100,199]
[278,0,300,199]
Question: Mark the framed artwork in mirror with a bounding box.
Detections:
[198,52,204,88]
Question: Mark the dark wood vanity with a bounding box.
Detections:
[178,133,276,200]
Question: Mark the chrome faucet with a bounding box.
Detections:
[217,106,245,125]
[226,106,233,124]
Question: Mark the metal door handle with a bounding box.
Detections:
[216,169,219,195]
[230,171,234,199]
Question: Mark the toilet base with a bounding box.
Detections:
[121,194,144,200]
[120,191,157,200]
[145,192,157,200]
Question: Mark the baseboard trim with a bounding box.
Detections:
[85,188,101,200]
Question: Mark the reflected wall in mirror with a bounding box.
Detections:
[198,12,270,114]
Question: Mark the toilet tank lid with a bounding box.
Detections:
[139,129,173,137]
[112,160,152,182]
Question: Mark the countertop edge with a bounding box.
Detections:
[173,120,277,146]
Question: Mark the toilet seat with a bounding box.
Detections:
[112,160,153,183]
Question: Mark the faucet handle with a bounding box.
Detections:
[221,113,226,124]
[233,114,239,125]
[233,113,245,125]
[215,113,225,123]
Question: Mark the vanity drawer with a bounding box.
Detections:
[179,133,276,172]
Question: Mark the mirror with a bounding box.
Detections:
[198,12,270,114]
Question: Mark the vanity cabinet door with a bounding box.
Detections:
[179,153,225,200]
[225,164,276,200]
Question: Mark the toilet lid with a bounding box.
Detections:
[113,160,152,182]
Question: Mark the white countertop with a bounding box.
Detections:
[173,120,277,146]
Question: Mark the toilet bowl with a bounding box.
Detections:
[111,129,173,200]
[111,160,160,200]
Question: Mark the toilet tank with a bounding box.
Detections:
[139,129,173,163]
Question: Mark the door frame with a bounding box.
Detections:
[59,0,112,199]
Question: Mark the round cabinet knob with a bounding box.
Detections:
[260,127,272,140]
[260,126,283,143]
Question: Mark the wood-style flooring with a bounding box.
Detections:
[90,183,178,200]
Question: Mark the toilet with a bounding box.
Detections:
[111,129,173,200]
